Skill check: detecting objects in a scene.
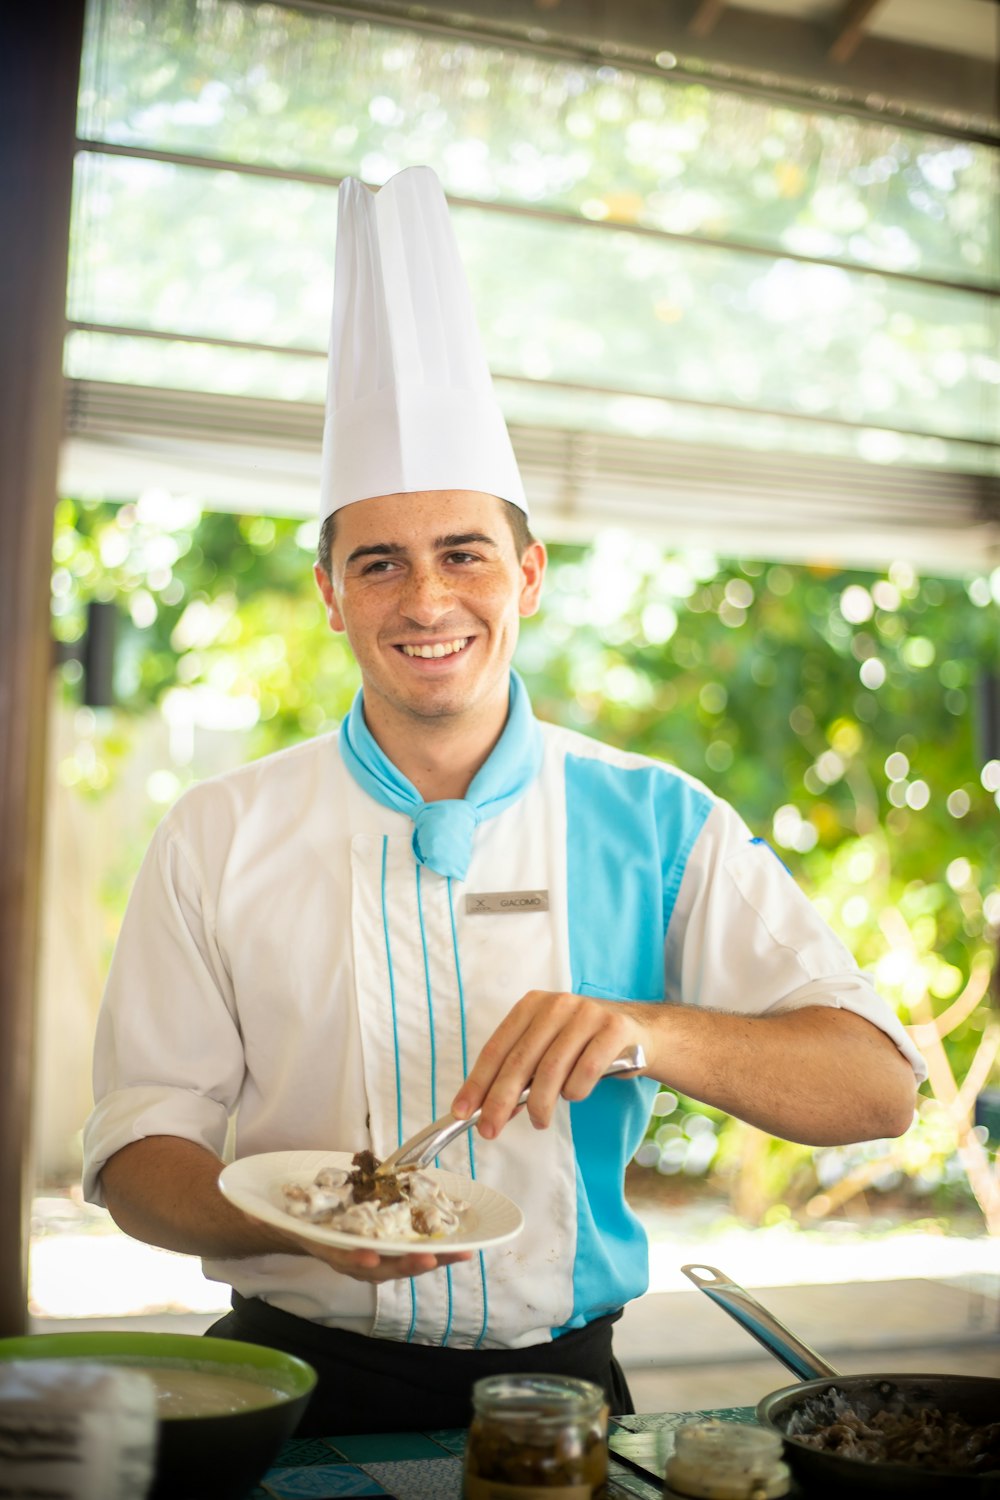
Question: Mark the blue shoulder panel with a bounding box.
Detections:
[558,753,713,1331]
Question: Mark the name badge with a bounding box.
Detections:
[465,890,549,915]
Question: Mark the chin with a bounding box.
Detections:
[404,691,473,720]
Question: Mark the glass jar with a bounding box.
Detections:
[664,1419,790,1500]
[463,1373,609,1498]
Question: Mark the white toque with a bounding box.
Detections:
[320,166,527,520]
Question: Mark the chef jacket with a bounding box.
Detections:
[83,701,925,1351]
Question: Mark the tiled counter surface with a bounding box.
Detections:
[248,1407,759,1499]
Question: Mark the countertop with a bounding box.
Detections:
[247,1406,763,1498]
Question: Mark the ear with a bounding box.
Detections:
[313,561,346,634]
[517,540,547,619]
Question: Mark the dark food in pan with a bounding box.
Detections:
[785,1387,1000,1471]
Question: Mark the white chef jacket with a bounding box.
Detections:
[83,712,925,1350]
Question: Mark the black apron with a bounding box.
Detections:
[207,1292,635,1436]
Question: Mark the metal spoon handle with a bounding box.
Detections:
[379,1042,646,1174]
[681,1263,841,1381]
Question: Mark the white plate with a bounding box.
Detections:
[219,1150,524,1257]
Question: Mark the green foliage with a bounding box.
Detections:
[518,534,1000,1220]
[52,495,359,755]
[52,498,1000,1220]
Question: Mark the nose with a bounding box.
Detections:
[398,564,455,627]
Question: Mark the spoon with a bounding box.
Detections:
[376,1042,647,1176]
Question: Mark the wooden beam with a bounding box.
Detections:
[829,0,886,65]
[688,0,727,40]
[0,4,85,1336]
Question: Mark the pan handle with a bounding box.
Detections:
[681,1264,841,1382]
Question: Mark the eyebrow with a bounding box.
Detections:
[344,532,498,566]
[437,531,498,550]
[344,542,406,566]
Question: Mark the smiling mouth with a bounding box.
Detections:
[398,637,470,660]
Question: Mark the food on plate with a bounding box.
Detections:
[785,1387,1000,1470]
[281,1149,469,1240]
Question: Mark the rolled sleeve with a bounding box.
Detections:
[82,817,247,1206]
[757,972,926,1081]
[82,1085,231,1205]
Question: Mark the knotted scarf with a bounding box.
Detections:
[338,671,543,880]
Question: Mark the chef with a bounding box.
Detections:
[83,166,924,1434]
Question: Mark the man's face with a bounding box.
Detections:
[314,490,545,733]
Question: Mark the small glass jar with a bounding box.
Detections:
[664,1420,790,1500]
[463,1373,609,1498]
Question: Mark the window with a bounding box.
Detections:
[65,0,1000,566]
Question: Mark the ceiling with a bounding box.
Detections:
[726,0,998,60]
[342,0,1000,139]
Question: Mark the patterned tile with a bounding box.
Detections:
[259,1412,762,1500]
[607,1465,663,1500]
[276,1437,354,1467]
[422,1427,467,1455]
[361,1456,464,1500]
[613,1406,756,1432]
[330,1432,449,1463]
[698,1406,758,1424]
[261,1464,390,1497]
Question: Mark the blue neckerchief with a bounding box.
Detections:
[338,671,543,880]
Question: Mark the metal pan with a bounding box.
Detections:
[682,1264,1000,1497]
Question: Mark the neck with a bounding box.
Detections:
[362,693,508,801]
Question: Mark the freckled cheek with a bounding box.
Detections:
[461,580,518,620]
[343,590,399,634]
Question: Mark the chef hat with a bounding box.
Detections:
[320,166,527,520]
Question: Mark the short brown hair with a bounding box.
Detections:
[316,497,535,576]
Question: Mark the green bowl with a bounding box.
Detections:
[0,1331,317,1500]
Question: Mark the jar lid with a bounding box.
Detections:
[471,1373,606,1422]
[666,1419,790,1499]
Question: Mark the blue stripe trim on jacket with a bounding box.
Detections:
[447,875,489,1349]
[416,862,455,1345]
[559,754,713,1333]
[415,864,439,1139]
[380,836,404,1150]
[380,836,417,1340]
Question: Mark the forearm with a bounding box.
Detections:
[456,990,917,1147]
[99,1135,302,1259]
[634,1001,916,1146]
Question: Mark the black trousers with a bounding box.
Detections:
[207,1292,634,1436]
